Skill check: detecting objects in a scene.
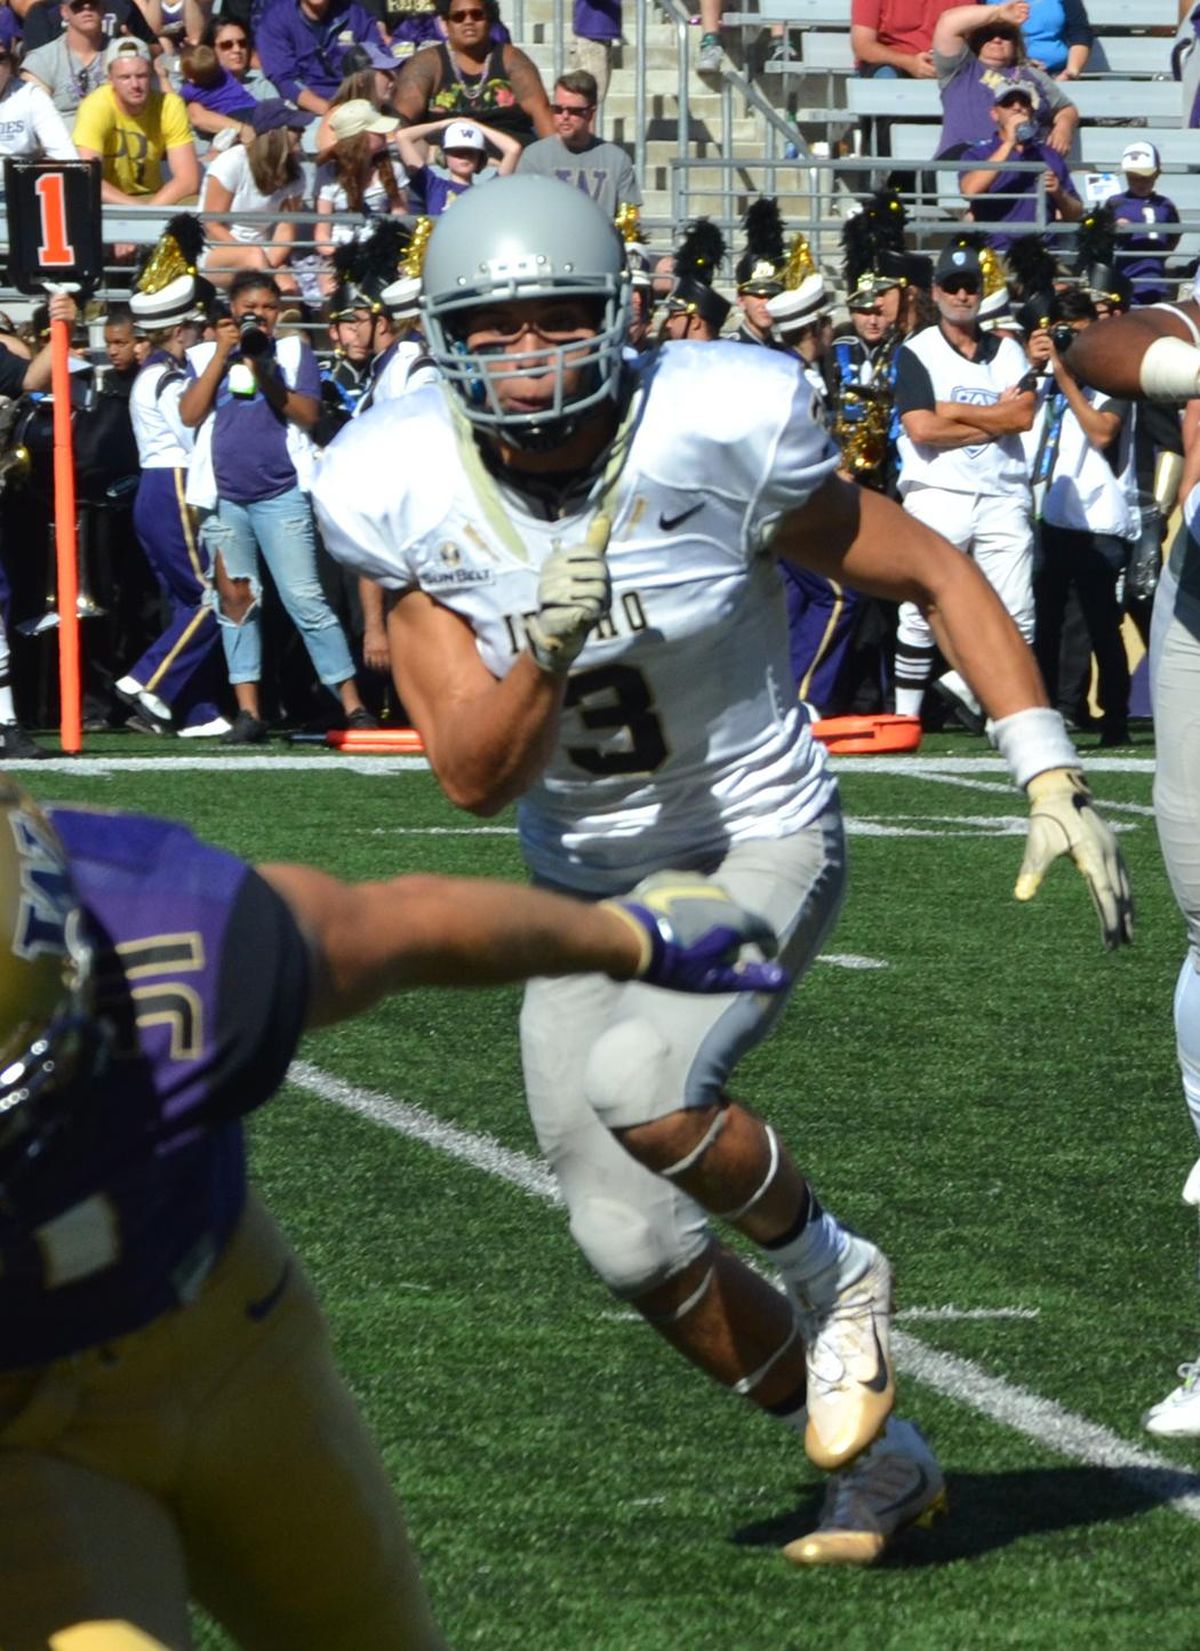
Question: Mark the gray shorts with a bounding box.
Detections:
[518,809,846,1295]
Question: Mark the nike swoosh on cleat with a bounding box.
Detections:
[861,1319,890,1393]
[246,1261,291,1322]
[658,504,703,531]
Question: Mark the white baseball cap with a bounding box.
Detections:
[443,120,486,153]
[1121,140,1161,176]
[104,36,152,68]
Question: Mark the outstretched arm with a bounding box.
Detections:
[260,864,787,1028]
[773,476,1132,947]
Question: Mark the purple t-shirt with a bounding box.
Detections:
[934,48,1070,158]
[198,339,321,503]
[180,65,257,117]
[408,160,471,215]
[958,137,1078,250]
[1107,187,1181,304]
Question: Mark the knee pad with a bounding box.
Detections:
[568,1193,708,1297]
[1174,952,1200,1141]
[583,1017,674,1131]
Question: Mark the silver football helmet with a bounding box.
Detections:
[420,175,632,447]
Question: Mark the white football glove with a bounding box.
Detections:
[1014,768,1133,950]
[525,514,612,676]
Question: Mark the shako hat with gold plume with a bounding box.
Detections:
[129,215,208,328]
[765,230,827,335]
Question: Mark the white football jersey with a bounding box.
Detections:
[314,342,840,893]
[130,352,194,470]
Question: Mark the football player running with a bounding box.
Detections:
[314,176,1132,1565]
[0,780,780,1650]
[1065,289,1200,1438]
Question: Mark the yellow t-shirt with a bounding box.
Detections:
[73,84,192,196]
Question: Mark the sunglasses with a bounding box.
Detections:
[549,102,593,116]
[216,35,248,47]
[448,7,486,19]
[66,2,100,12]
[939,277,979,295]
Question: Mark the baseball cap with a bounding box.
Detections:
[103,36,151,68]
[329,98,400,141]
[994,79,1038,106]
[341,39,401,74]
[1122,140,1161,176]
[934,243,982,284]
[443,119,486,153]
[250,97,314,135]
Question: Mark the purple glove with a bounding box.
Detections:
[604,872,789,994]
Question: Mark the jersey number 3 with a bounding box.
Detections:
[564,664,668,776]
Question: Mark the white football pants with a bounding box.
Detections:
[1151,517,1200,1141]
[896,486,1035,656]
[519,811,846,1300]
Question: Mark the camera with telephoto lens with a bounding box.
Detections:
[238,314,272,359]
[1050,321,1077,353]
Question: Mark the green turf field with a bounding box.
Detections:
[23,732,1200,1651]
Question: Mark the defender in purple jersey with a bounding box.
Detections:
[0,781,782,1651]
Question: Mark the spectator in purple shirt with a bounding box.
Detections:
[1108,140,1181,305]
[958,80,1082,249]
[254,0,381,116]
[933,0,1078,158]
[179,270,373,741]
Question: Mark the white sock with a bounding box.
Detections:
[894,686,924,717]
[0,685,17,724]
[770,1204,852,1301]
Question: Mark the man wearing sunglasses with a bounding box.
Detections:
[392,0,553,144]
[891,239,1037,728]
[21,0,123,118]
[19,0,155,57]
[518,69,639,220]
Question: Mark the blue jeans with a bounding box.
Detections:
[203,487,355,690]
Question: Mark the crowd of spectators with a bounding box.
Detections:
[0,0,1187,750]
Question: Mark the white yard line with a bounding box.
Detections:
[289,1059,1200,1525]
[11,751,1155,778]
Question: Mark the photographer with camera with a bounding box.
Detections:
[959,81,1082,251]
[1027,288,1136,746]
[179,271,372,743]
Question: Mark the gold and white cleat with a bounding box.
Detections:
[784,1417,947,1567]
[793,1235,895,1471]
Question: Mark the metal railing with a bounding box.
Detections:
[662,154,1199,291]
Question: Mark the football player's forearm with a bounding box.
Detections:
[261,863,643,1026]
[415,654,565,816]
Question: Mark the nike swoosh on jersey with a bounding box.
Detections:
[862,1319,890,1393]
[658,504,704,531]
[246,1261,291,1323]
